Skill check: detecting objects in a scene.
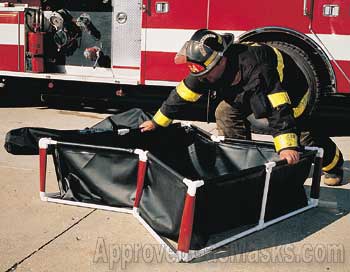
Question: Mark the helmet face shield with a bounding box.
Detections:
[175,41,189,61]
[174,41,190,65]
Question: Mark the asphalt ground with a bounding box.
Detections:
[0,105,349,272]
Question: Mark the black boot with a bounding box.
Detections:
[324,167,343,186]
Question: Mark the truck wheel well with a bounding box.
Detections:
[238,30,335,96]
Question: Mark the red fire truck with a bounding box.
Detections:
[0,0,349,113]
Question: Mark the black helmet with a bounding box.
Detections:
[175,29,234,77]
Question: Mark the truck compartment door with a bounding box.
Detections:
[0,10,25,72]
[310,0,350,93]
[141,0,208,85]
[208,0,310,36]
[112,0,142,84]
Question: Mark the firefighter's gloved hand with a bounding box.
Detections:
[279,149,300,165]
[139,120,156,133]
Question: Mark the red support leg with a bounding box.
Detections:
[177,193,196,253]
[134,160,147,208]
[39,138,54,199]
[39,147,47,194]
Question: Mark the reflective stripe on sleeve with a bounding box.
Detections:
[322,147,340,172]
[153,109,173,127]
[176,81,202,102]
[293,89,310,118]
[272,47,284,82]
[268,92,291,108]
[273,133,298,152]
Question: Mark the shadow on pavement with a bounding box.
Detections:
[193,181,349,263]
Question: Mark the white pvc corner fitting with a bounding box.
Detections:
[308,198,319,206]
[183,178,205,197]
[134,149,148,162]
[317,148,324,159]
[38,138,57,149]
[177,251,191,262]
[210,135,225,142]
[305,146,324,158]
[265,161,276,171]
[181,121,192,128]
[40,192,48,201]
[132,207,139,215]
[117,128,130,135]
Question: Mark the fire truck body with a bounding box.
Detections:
[0,0,349,98]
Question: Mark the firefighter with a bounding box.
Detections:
[139,29,344,186]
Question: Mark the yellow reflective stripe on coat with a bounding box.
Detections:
[322,147,340,172]
[273,133,298,152]
[272,47,284,82]
[176,81,202,102]
[293,89,310,118]
[153,109,172,127]
[268,92,291,108]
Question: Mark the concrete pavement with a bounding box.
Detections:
[0,106,349,272]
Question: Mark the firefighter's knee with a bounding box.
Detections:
[215,100,231,121]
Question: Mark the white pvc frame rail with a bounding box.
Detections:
[38,137,324,263]
[38,138,137,214]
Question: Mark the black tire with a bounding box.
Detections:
[265,41,321,116]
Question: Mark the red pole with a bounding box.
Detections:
[39,138,54,198]
[177,179,204,255]
[177,193,196,253]
[133,150,148,210]
[39,146,47,194]
[133,160,147,208]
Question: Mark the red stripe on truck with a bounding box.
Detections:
[0,11,24,24]
[141,51,188,82]
[332,60,350,93]
[0,44,25,72]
